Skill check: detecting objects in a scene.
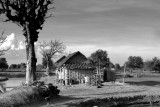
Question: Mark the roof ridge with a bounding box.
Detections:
[56,51,82,67]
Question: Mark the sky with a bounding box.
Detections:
[1,0,160,66]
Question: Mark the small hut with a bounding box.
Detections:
[55,51,96,85]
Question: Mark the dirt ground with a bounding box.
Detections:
[22,76,160,107]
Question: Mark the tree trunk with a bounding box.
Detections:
[46,60,50,75]
[26,42,37,84]
[25,22,37,85]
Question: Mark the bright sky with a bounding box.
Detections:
[1,0,160,66]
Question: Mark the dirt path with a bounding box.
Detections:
[21,82,160,107]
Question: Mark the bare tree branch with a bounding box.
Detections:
[39,40,65,61]
[0,30,10,56]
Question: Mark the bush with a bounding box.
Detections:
[0,86,41,107]
[31,81,60,101]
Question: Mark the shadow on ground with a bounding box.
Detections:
[22,95,84,107]
[72,90,145,97]
[126,81,160,86]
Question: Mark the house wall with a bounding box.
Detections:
[69,69,95,84]
[56,68,95,85]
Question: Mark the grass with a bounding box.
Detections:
[67,95,160,107]
[0,86,41,107]
[116,71,160,86]
[0,72,26,78]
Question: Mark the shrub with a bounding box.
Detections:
[0,86,41,107]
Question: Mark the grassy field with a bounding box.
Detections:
[116,71,160,87]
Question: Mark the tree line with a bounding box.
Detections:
[0,57,56,70]
[125,56,160,72]
[87,50,160,72]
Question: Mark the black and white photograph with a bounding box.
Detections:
[0,0,160,107]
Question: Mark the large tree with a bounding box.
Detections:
[126,56,143,69]
[152,59,160,72]
[0,0,54,84]
[42,57,53,68]
[148,57,160,72]
[144,57,160,72]
[89,49,110,69]
[39,40,65,75]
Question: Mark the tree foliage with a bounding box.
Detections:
[143,60,153,71]
[144,57,160,72]
[9,63,26,69]
[9,64,17,69]
[0,57,8,68]
[115,63,121,70]
[152,60,160,72]
[126,56,143,69]
[88,49,110,68]
[36,64,44,71]
[42,57,53,68]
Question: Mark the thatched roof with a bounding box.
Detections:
[56,51,95,70]
[64,63,95,70]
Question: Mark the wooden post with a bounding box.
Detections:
[64,68,69,85]
[123,64,126,84]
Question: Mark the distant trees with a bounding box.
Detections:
[144,57,160,72]
[0,58,8,69]
[126,56,143,70]
[144,60,153,71]
[39,40,65,75]
[9,64,17,69]
[9,63,26,69]
[19,63,26,69]
[115,63,121,70]
[109,62,115,68]
[152,58,160,72]
[36,64,44,71]
[88,49,110,69]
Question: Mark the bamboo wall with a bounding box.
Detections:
[56,68,95,85]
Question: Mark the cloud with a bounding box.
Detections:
[0,33,15,50]
[18,41,25,50]
[0,33,26,51]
